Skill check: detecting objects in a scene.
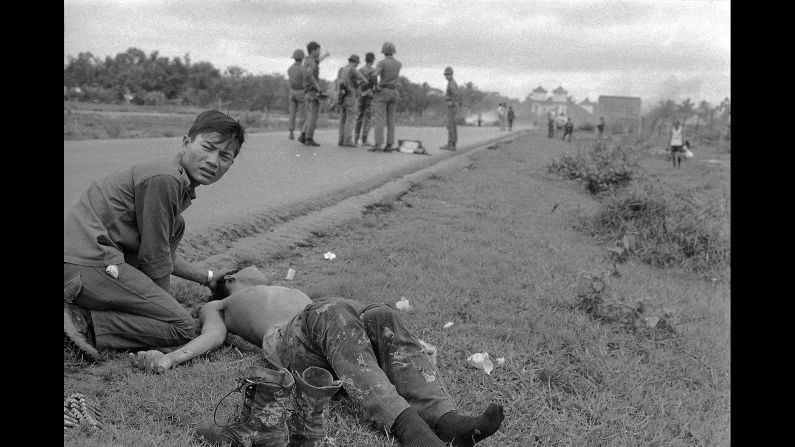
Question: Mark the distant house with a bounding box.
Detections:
[578,98,595,115]
[526,85,595,125]
[596,95,642,136]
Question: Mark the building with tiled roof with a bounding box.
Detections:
[529,86,547,102]
[525,85,595,125]
[552,86,568,102]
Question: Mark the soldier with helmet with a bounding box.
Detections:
[440,66,459,151]
[355,52,377,146]
[336,54,367,147]
[299,41,330,147]
[287,49,306,141]
[368,41,402,153]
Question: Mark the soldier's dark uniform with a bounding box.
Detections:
[443,67,459,150]
[301,53,322,143]
[370,42,402,151]
[287,50,306,138]
[337,56,365,146]
[355,61,376,145]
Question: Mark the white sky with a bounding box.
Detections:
[64,0,730,109]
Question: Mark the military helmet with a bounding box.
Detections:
[292,49,305,59]
[381,41,396,55]
[348,54,360,63]
[444,66,454,75]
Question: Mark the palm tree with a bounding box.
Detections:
[656,99,676,135]
[677,98,695,126]
[696,100,711,132]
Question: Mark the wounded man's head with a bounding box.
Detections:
[211,266,270,300]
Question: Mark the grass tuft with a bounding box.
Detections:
[547,141,634,195]
[578,180,730,274]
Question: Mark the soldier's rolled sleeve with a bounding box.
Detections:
[134,174,183,279]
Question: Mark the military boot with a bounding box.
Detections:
[197,366,295,447]
[288,367,342,447]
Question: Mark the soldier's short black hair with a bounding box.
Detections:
[210,267,245,301]
[365,52,375,63]
[187,110,246,156]
[307,41,320,54]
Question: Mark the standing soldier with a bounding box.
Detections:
[355,52,377,146]
[440,66,458,151]
[368,42,402,153]
[287,49,306,141]
[299,41,329,147]
[507,106,515,131]
[336,55,365,147]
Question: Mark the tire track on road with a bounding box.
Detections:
[187,131,527,271]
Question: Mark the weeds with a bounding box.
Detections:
[573,270,678,339]
[101,118,123,138]
[579,180,730,274]
[547,141,634,195]
[549,139,729,274]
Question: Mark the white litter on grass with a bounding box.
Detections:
[496,357,505,367]
[295,154,300,157]
[105,264,119,279]
[467,352,495,375]
[395,296,412,311]
[323,252,336,260]
[285,268,296,280]
[443,321,454,329]
[643,316,660,328]
[418,339,438,367]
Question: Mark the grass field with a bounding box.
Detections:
[64,101,491,140]
[64,129,729,446]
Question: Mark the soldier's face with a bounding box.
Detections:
[181,132,237,186]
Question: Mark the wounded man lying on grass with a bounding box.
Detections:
[130,266,504,447]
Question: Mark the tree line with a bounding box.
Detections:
[64,47,515,117]
[644,96,730,137]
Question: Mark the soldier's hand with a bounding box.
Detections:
[206,269,233,293]
[129,350,173,373]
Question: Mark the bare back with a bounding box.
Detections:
[220,285,311,345]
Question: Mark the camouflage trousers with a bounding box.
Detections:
[263,298,456,431]
[354,95,373,142]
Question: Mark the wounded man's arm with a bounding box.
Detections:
[130,301,228,373]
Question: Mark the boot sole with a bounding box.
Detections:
[64,303,101,360]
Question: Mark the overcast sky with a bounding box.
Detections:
[64,0,730,110]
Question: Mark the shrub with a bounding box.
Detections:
[578,122,595,131]
[82,86,117,103]
[241,111,260,128]
[547,142,635,195]
[143,91,166,106]
[579,181,729,273]
[101,118,123,138]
